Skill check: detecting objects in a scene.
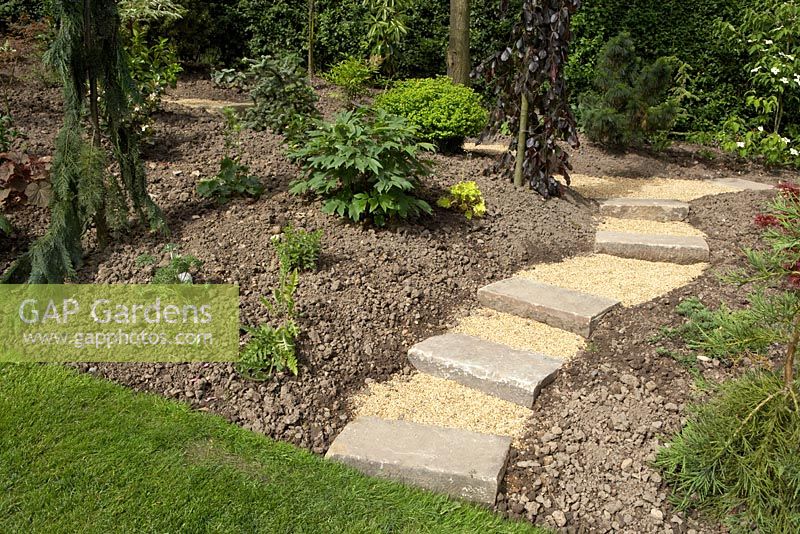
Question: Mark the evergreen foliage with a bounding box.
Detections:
[323,57,376,103]
[567,0,753,132]
[374,77,488,152]
[0,213,11,235]
[579,33,682,148]
[214,55,318,134]
[2,0,164,283]
[656,182,800,532]
[655,371,800,532]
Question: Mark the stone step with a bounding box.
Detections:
[462,142,508,156]
[326,417,510,505]
[713,177,774,191]
[165,98,253,114]
[599,198,689,221]
[478,278,620,337]
[594,231,710,264]
[408,333,561,408]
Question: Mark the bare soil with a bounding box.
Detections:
[2,25,798,533]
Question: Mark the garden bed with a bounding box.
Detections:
[2,30,798,532]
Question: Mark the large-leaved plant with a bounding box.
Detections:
[287,108,433,226]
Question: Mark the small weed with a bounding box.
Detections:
[197,157,264,203]
[271,224,322,273]
[152,245,201,284]
[135,253,156,266]
[197,109,264,203]
[239,269,301,380]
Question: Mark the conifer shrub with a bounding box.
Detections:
[287,107,433,226]
[579,33,682,149]
[373,77,488,152]
[656,182,800,532]
[244,55,319,133]
[0,213,11,235]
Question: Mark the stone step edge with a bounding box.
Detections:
[325,416,511,505]
[408,333,562,408]
[594,231,710,264]
[598,198,689,222]
[478,278,621,337]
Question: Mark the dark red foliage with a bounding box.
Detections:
[782,260,800,288]
[777,181,800,200]
[754,213,781,228]
[474,0,581,198]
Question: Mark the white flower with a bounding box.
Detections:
[765,39,774,45]
[771,67,781,75]
[791,148,799,156]
[736,141,746,148]
[782,77,790,84]
[758,126,764,132]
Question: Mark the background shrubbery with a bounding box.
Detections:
[7,0,799,160]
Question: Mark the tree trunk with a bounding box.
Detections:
[84,0,109,247]
[447,0,470,86]
[514,93,529,187]
[307,0,315,78]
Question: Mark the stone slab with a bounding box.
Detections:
[594,231,710,264]
[599,198,689,222]
[326,417,511,505]
[462,142,508,156]
[165,98,253,114]
[408,333,562,407]
[713,177,774,191]
[477,278,620,337]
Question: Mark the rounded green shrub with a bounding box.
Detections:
[373,77,489,151]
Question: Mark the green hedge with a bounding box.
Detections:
[159,0,519,79]
[568,0,755,131]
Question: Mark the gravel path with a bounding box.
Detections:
[518,254,708,306]
[598,217,706,237]
[569,174,737,201]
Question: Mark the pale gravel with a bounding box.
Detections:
[453,308,583,360]
[597,216,706,237]
[351,372,532,442]
[569,173,737,201]
[517,253,708,306]
[463,142,508,155]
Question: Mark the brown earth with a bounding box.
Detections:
[2,25,797,533]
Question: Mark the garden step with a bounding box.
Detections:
[599,198,689,221]
[713,177,774,191]
[477,278,620,337]
[164,98,253,114]
[326,416,511,505]
[594,231,710,264]
[462,142,508,156]
[408,333,562,407]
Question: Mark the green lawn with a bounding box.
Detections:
[0,364,543,533]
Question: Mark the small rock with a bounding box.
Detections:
[621,458,633,470]
[650,508,664,521]
[551,510,567,527]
